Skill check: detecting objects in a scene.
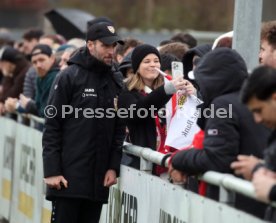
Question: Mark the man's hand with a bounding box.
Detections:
[4,97,18,113]
[104,169,117,187]
[168,163,187,184]
[44,176,68,190]
[230,155,262,180]
[252,168,276,203]
[19,94,31,109]
[183,80,197,96]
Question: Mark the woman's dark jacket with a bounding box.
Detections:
[118,85,172,167]
[0,58,30,102]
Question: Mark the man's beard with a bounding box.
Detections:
[94,51,113,66]
[103,57,113,66]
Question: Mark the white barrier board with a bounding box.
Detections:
[0,117,268,223]
[0,117,16,219]
[100,165,266,223]
[9,123,45,223]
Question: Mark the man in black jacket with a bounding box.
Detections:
[168,48,269,218]
[42,21,125,223]
[231,20,276,183]
[236,66,276,221]
[239,66,276,202]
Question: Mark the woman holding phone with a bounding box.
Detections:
[118,44,196,173]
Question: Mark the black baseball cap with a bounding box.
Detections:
[87,16,114,30]
[86,22,124,45]
[31,44,52,58]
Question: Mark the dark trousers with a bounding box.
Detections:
[51,198,103,223]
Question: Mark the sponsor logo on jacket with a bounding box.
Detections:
[82,88,97,97]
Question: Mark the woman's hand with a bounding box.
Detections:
[171,77,196,95]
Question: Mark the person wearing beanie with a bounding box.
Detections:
[0,45,30,115]
[42,19,125,223]
[131,44,161,74]
[118,44,196,171]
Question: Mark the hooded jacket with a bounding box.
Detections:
[42,47,125,202]
[172,48,269,218]
[118,50,132,77]
[182,44,212,78]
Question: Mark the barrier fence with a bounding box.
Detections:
[0,116,270,223]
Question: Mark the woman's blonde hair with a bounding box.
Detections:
[125,72,164,91]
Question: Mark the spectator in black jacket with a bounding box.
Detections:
[0,46,30,115]
[42,21,125,223]
[4,66,37,114]
[168,48,269,218]
[118,44,195,171]
[233,66,276,222]
[231,20,276,181]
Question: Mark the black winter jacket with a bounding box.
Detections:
[0,58,30,102]
[260,130,276,222]
[118,86,172,167]
[172,48,270,218]
[42,47,125,202]
[119,86,171,149]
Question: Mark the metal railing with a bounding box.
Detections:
[123,143,276,208]
[7,114,275,207]
[9,112,45,127]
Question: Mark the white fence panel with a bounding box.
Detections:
[9,123,46,223]
[100,165,266,223]
[0,117,269,223]
[0,117,16,220]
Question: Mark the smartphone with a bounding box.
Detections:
[171,61,184,79]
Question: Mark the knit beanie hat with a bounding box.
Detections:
[0,46,23,63]
[131,44,161,73]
